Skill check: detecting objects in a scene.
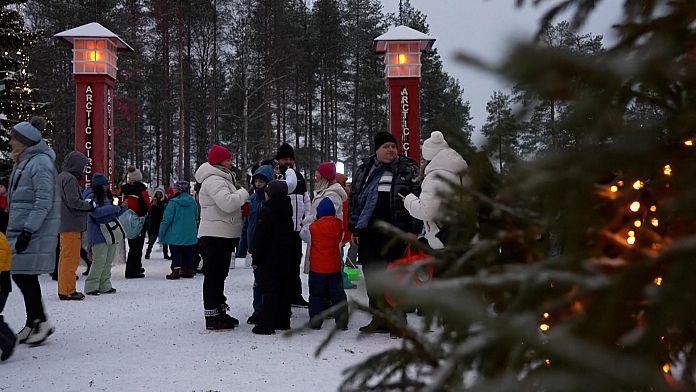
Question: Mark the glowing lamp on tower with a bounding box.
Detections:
[55,23,133,186]
[374,26,435,161]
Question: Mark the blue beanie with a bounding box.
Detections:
[92,173,108,187]
[11,119,43,146]
[253,165,275,184]
[316,197,336,219]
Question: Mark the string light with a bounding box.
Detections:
[627,236,636,245]
[543,312,549,319]
[632,180,643,189]
[654,277,662,286]
[650,205,657,212]
[662,363,670,374]
[617,181,624,186]
[651,218,659,227]
[610,185,618,192]
[544,359,551,366]
[685,140,694,146]
[630,201,641,212]
[634,220,642,227]
[539,324,550,332]
[663,165,672,176]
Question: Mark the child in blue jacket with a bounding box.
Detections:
[159,181,199,279]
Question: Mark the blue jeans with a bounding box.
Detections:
[308,272,348,328]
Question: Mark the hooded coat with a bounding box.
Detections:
[404,147,469,249]
[159,192,199,246]
[243,165,275,253]
[83,187,124,247]
[7,140,61,274]
[58,151,93,232]
[194,162,249,238]
[303,182,348,225]
[252,194,294,276]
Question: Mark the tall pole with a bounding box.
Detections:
[212,0,218,143]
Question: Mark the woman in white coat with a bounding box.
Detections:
[195,144,249,330]
[404,131,469,249]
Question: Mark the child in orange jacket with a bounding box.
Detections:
[0,232,16,361]
[304,198,348,330]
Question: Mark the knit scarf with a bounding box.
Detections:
[355,161,386,230]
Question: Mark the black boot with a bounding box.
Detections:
[218,303,239,327]
[0,317,17,361]
[205,308,237,331]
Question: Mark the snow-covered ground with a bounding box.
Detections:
[1,245,400,391]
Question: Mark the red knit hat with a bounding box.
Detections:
[208,144,232,165]
[316,162,336,181]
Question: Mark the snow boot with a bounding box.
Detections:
[0,317,17,361]
[166,268,181,280]
[251,325,275,335]
[58,291,85,301]
[218,303,239,327]
[181,269,195,279]
[25,319,54,346]
[358,319,389,334]
[16,324,33,344]
[205,308,236,331]
[144,251,150,260]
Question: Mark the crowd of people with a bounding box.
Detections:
[0,116,469,361]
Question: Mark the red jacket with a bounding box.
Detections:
[309,216,343,273]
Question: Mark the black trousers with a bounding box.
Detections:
[358,227,406,312]
[11,274,46,325]
[258,271,292,330]
[290,231,304,300]
[126,228,147,276]
[202,236,238,311]
[146,230,168,257]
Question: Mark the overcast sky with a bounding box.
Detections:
[380,0,624,143]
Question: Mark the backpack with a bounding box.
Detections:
[118,209,146,239]
[99,219,126,245]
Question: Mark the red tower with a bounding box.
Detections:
[373,26,435,162]
[55,23,133,186]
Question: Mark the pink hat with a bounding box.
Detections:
[208,144,232,165]
[316,162,336,181]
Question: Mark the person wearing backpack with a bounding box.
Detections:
[122,166,150,278]
[83,173,124,296]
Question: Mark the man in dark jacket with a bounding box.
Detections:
[275,143,311,308]
[251,180,295,335]
[122,166,150,278]
[348,131,420,334]
[57,151,94,300]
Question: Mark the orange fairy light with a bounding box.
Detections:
[654,277,663,286]
[627,236,636,245]
[650,205,657,212]
[663,165,672,176]
[632,180,643,189]
[610,185,618,193]
[662,363,671,374]
[685,140,694,146]
[651,217,659,227]
[539,324,550,332]
[544,359,551,366]
[630,201,641,212]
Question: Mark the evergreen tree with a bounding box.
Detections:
[481,90,519,172]
[328,1,696,391]
[0,0,40,180]
[513,21,603,156]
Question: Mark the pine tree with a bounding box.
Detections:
[0,0,40,180]
[481,90,519,173]
[329,1,696,391]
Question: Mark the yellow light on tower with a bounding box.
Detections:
[651,217,659,227]
[632,180,644,190]
[663,165,672,176]
[662,363,670,374]
[630,201,641,212]
[398,53,407,64]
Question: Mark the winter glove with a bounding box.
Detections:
[15,230,33,254]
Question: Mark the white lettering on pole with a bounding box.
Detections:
[400,86,410,154]
[107,87,113,183]
[84,84,94,183]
